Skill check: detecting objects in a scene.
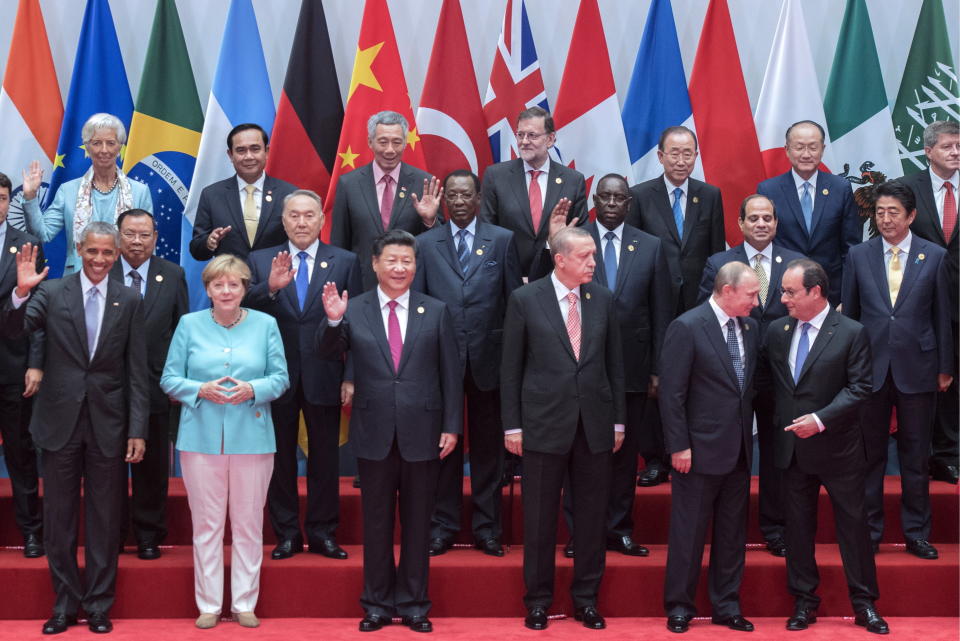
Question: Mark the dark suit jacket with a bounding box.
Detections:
[900,169,959,324]
[330,162,434,291]
[246,241,362,406]
[479,159,588,280]
[110,256,188,414]
[316,289,462,462]
[0,224,44,384]
[1,273,149,457]
[500,277,625,455]
[411,220,523,391]
[757,171,860,305]
[627,175,725,313]
[841,236,953,394]
[587,221,671,392]
[189,174,297,261]
[765,308,872,475]
[658,301,757,476]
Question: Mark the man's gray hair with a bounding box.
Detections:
[78,221,119,246]
[81,113,127,145]
[923,120,959,148]
[551,226,591,257]
[367,111,409,141]
[713,260,754,294]
[283,189,323,210]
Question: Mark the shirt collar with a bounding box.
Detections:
[599,222,624,240]
[288,239,320,259]
[79,270,109,298]
[743,241,773,262]
[451,217,477,239]
[792,169,819,189]
[803,301,831,332]
[120,255,151,279]
[523,158,550,175]
[929,168,959,192]
[881,231,912,256]
[237,172,266,193]
[377,286,410,310]
[372,162,402,185]
[708,295,735,328]
[550,271,580,302]
[663,175,689,196]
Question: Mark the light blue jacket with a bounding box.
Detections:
[23,176,152,274]
[161,309,289,455]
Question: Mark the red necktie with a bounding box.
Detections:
[566,292,580,360]
[380,175,394,231]
[943,182,957,242]
[387,300,402,371]
[528,170,543,232]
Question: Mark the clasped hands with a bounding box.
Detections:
[199,376,255,404]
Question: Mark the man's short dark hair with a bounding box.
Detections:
[875,180,917,213]
[443,169,480,193]
[0,172,11,194]
[658,126,698,151]
[116,208,156,231]
[787,258,829,297]
[517,105,555,134]
[372,229,416,258]
[227,123,269,150]
[596,173,629,191]
[739,194,777,221]
[785,120,826,144]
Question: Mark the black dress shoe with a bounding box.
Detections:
[87,612,113,634]
[23,534,44,558]
[766,538,787,557]
[137,543,161,560]
[428,537,451,556]
[401,615,433,633]
[666,615,690,633]
[359,613,392,632]
[906,539,939,559]
[42,614,77,635]
[574,606,606,629]
[310,538,348,559]
[607,535,649,556]
[930,461,959,484]
[524,607,548,630]
[563,539,575,558]
[786,607,817,630]
[854,607,889,634]
[475,537,504,557]
[271,538,304,560]
[712,615,754,631]
[638,466,669,487]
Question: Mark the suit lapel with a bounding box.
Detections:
[508,160,535,236]
[768,245,789,307]
[810,174,831,236]
[542,161,565,235]
[397,292,424,375]
[913,171,946,243]
[867,238,893,310]
[303,245,334,316]
[362,295,396,373]
[681,182,703,249]
[358,165,384,232]
[253,176,279,246]
[0,224,17,287]
[463,224,490,281]
[225,178,247,239]
[435,229,464,279]
[587,224,609,289]
[779,174,809,243]
[142,259,161,318]
[93,281,124,362]
[741,318,756,392]
[797,312,839,384]
[653,178,681,246]
[391,165,418,228]
[894,238,926,311]
[614,230,640,298]
[66,276,90,361]
[700,308,740,391]
[536,279,577,363]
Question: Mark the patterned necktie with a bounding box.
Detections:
[566,292,581,361]
[128,269,143,298]
[943,182,957,242]
[603,231,617,290]
[243,184,258,247]
[794,322,810,383]
[800,182,813,233]
[672,187,684,238]
[295,251,309,310]
[888,246,903,307]
[456,229,470,274]
[85,287,100,359]
[380,175,394,231]
[528,170,543,232]
[726,318,744,390]
[753,254,768,307]
[386,300,402,371]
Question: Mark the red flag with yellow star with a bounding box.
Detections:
[322,0,426,240]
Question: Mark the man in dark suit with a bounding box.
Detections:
[757,120,861,306]
[318,230,461,634]
[3,222,148,635]
[766,259,887,634]
[0,172,45,559]
[412,170,522,558]
[698,194,805,557]
[841,181,953,559]
[189,123,297,261]
[330,111,442,291]
[501,226,626,631]
[112,209,188,561]
[899,120,959,484]
[245,190,362,562]
[480,106,588,281]
[660,262,759,634]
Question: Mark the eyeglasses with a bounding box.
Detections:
[787,143,822,154]
[515,131,548,142]
[121,232,155,241]
[444,191,476,202]
[595,193,629,205]
[781,288,805,299]
[665,151,696,161]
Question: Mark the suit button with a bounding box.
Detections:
[890,315,895,320]
[225,363,230,367]
[255,411,262,418]
[224,348,231,353]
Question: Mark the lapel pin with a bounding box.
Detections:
[398,191,406,198]
[555,177,562,184]
[476,248,484,256]
[822,188,829,196]
[265,192,273,202]
[627,244,635,252]
[155,274,163,282]
[692,196,699,204]
[8,246,16,253]
[744,324,749,331]
[112,301,119,307]
[917,253,925,261]
[784,324,791,331]
[320,261,328,269]
[417,306,425,314]
[775,255,782,263]
[585,292,591,300]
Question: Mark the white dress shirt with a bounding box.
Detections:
[376,286,410,341]
[664,175,689,215]
[743,241,773,285]
[80,271,109,358]
[372,162,402,208]
[788,301,831,431]
[792,169,819,209]
[598,222,624,264]
[881,232,912,273]
[523,158,550,196]
[929,168,959,228]
[237,173,266,220]
[708,295,745,362]
[289,239,319,284]
[120,256,151,297]
[451,217,477,254]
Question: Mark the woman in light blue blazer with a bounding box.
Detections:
[161,254,288,630]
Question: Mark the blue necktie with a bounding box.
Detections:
[85,287,100,359]
[726,318,744,391]
[800,182,813,233]
[603,231,617,290]
[456,229,470,274]
[295,251,309,310]
[794,322,811,383]
[672,187,684,238]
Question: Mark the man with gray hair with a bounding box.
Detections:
[330,111,441,291]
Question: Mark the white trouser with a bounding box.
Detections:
[180,451,273,615]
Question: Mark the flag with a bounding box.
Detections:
[417,0,493,184]
[553,0,631,212]
[689,0,764,246]
[122,0,203,265]
[754,0,835,178]
[0,0,63,233]
[182,0,275,310]
[44,0,133,278]
[266,0,343,223]
[324,0,426,218]
[621,0,701,184]
[482,0,554,163]
[892,0,959,175]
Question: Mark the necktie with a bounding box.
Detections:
[943,182,957,242]
[672,187,684,238]
[603,231,617,290]
[726,318,744,390]
[566,292,581,361]
[387,300,402,372]
[528,170,543,232]
[800,182,813,233]
[794,322,811,383]
[85,287,100,358]
[753,254,768,307]
[243,184,258,247]
[888,246,903,307]
[128,269,143,298]
[295,251,309,310]
[380,175,394,231]
[456,229,470,274]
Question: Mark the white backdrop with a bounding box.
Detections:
[0,0,956,128]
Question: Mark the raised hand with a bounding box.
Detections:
[206,226,232,251]
[14,243,48,298]
[321,281,348,321]
[547,197,575,242]
[411,176,443,226]
[268,251,295,293]
[21,161,43,201]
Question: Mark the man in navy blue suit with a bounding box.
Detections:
[841,181,953,560]
[757,120,861,306]
[412,170,523,557]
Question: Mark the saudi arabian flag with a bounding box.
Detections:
[892,0,959,175]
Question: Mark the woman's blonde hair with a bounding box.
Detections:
[202,254,251,290]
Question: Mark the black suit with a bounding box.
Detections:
[189,174,297,261]
[2,273,148,617]
[246,241,362,545]
[480,159,588,280]
[659,301,757,619]
[317,289,461,618]
[765,307,878,612]
[501,276,625,610]
[110,256,188,547]
[330,162,434,291]
[412,221,522,543]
